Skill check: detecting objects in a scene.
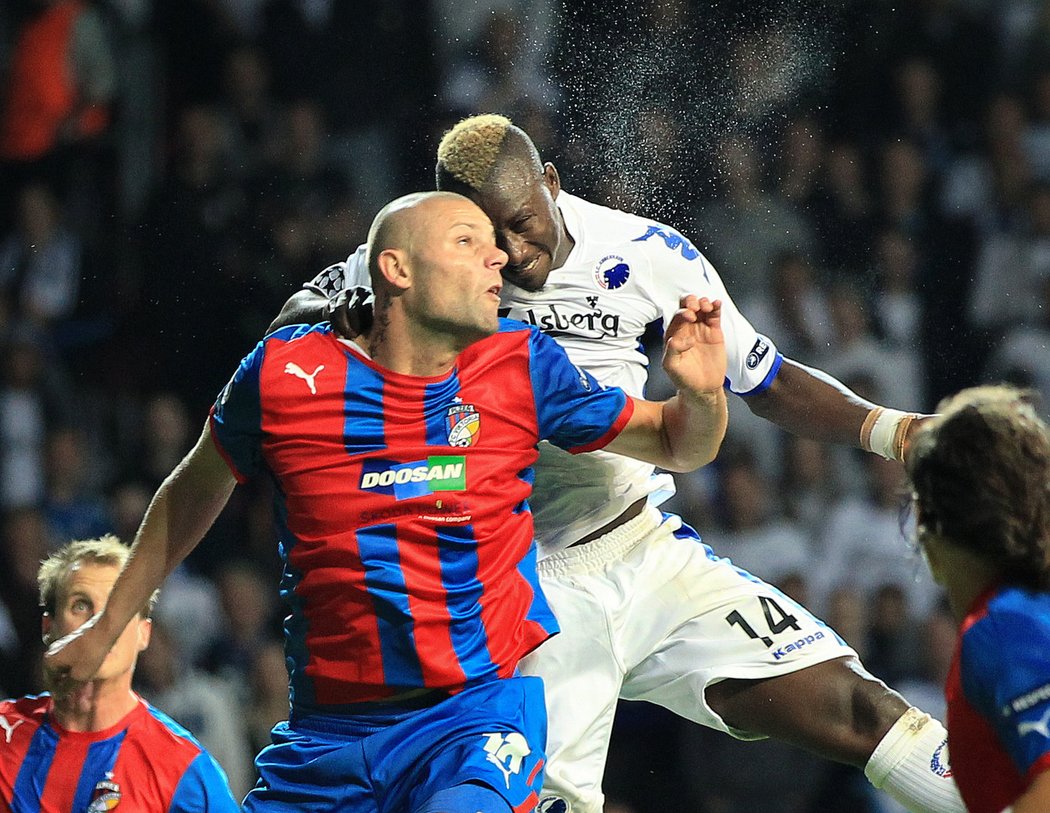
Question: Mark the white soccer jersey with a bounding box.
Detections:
[307,191,782,556]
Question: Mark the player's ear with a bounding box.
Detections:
[41,613,53,645]
[375,248,412,291]
[136,617,152,652]
[543,162,561,198]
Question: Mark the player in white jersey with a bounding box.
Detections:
[277,115,963,813]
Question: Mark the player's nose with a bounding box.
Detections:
[500,230,527,267]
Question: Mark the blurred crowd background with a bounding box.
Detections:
[1,0,1049,810]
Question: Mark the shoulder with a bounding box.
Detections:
[0,693,49,719]
[136,702,210,761]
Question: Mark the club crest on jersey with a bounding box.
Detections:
[746,338,770,370]
[594,255,631,290]
[446,404,481,447]
[87,774,121,812]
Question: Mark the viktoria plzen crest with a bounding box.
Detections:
[87,773,121,812]
[446,404,481,447]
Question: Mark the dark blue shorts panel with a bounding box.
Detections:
[244,676,547,813]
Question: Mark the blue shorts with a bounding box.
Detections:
[244,676,547,813]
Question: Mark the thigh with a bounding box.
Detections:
[244,722,371,813]
[621,532,859,740]
[518,571,623,813]
[387,677,548,813]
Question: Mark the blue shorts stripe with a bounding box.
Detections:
[357,523,425,686]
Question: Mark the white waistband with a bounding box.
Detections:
[537,505,666,576]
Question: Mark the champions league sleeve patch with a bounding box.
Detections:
[594,255,631,290]
[746,338,770,369]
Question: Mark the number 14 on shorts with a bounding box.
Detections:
[726,596,801,647]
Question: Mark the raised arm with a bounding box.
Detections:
[44,421,236,684]
[607,295,728,471]
[745,358,926,462]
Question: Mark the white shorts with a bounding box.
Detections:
[520,506,856,813]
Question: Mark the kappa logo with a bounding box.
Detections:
[481,732,531,789]
[446,404,481,447]
[0,715,23,744]
[594,255,631,290]
[745,338,770,370]
[87,772,121,812]
[284,362,325,394]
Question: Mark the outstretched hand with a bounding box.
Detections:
[663,295,727,396]
[43,612,112,694]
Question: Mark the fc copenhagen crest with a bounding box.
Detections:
[446,404,481,447]
[594,255,631,290]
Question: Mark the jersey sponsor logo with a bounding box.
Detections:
[745,338,770,370]
[771,630,825,660]
[0,714,23,743]
[929,739,953,778]
[481,731,531,789]
[360,456,466,499]
[446,404,481,447]
[284,362,325,394]
[1017,706,1050,739]
[594,255,631,290]
[87,773,121,812]
[516,303,622,339]
[632,225,701,261]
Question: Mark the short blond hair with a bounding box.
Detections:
[38,535,158,618]
[436,114,514,191]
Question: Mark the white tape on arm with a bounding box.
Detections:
[861,407,918,462]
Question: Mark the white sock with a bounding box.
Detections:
[864,707,965,813]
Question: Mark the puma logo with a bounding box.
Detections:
[0,715,24,744]
[284,363,325,395]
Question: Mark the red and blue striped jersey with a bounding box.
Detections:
[210,320,632,708]
[945,585,1050,812]
[0,693,239,812]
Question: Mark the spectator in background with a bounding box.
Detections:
[814,452,940,619]
[0,325,72,509]
[0,182,81,328]
[42,426,111,546]
[202,561,281,702]
[135,619,256,801]
[696,134,816,304]
[706,443,812,590]
[0,0,116,223]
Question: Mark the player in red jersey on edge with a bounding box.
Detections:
[907,385,1050,813]
[44,190,729,813]
[0,535,240,812]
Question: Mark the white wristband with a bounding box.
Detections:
[860,407,917,462]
